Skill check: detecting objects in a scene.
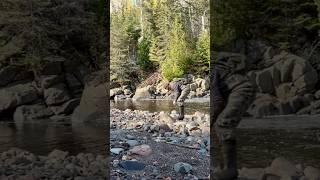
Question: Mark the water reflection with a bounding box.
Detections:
[111,99,210,114]
[0,122,107,156]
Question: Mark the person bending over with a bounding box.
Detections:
[165,80,190,120]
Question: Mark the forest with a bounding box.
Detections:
[110,0,210,85]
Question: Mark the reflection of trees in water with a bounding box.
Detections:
[71,123,107,155]
[238,129,320,168]
[0,122,106,155]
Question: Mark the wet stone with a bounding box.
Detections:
[174,162,193,174]
[110,148,124,155]
[119,161,146,171]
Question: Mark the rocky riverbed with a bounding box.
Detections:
[110,109,320,180]
[110,108,211,179]
[0,148,108,179]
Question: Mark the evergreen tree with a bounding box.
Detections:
[110,10,138,84]
[161,17,190,81]
[193,30,210,75]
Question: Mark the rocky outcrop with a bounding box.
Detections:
[246,46,320,117]
[132,85,156,101]
[0,0,105,121]
[71,70,108,122]
[0,83,39,114]
[13,104,54,122]
[44,83,71,106]
[252,52,318,97]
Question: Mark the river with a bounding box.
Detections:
[0,99,319,168]
[112,99,320,168]
[0,121,107,156]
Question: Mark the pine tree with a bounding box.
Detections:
[161,17,190,81]
[110,11,138,84]
[193,30,210,75]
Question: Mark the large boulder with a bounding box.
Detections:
[255,68,275,94]
[13,104,54,122]
[254,52,318,97]
[247,94,278,117]
[0,83,39,114]
[265,157,303,179]
[110,88,123,98]
[71,70,108,122]
[44,83,71,106]
[40,75,63,89]
[132,85,155,101]
[0,66,20,87]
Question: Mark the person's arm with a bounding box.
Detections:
[170,83,181,105]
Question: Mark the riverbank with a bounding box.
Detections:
[0,148,108,179]
[110,108,210,179]
[110,108,320,179]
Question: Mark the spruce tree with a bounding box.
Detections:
[161,17,190,81]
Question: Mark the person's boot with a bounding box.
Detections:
[212,139,238,180]
[178,105,184,120]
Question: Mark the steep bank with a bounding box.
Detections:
[0,0,107,123]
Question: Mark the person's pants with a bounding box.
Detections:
[176,86,191,107]
[213,74,255,141]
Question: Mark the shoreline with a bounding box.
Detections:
[0,148,108,179]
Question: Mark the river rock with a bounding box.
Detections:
[50,98,80,115]
[110,88,123,98]
[13,104,54,122]
[126,140,139,147]
[315,90,320,100]
[247,94,278,117]
[304,166,320,180]
[189,91,197,99]
[123,89,132,96]
[49,115,70,122]
[276,101,293,115]
[239,167,265,180]
[266,157,303,179]
[110,148,124,155]
[174,162,192,174]
[40,75,63,89]
[0,82,39,114]
[256,68,275,94]
[196,88,206,97]
[132,85,155,101]
[159,123,172,132]
[71,70,108,122]
[201,78,210,91]
[189,83,198,91]
[150,124,160,132]
[275,83,294,101]
[44,83,71,106]
[159,112,175,124]
[129,145,152,156]
[186,121,199,131]
[48,149,68,160]
[288,95,310,113]
[119,160,146,171]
